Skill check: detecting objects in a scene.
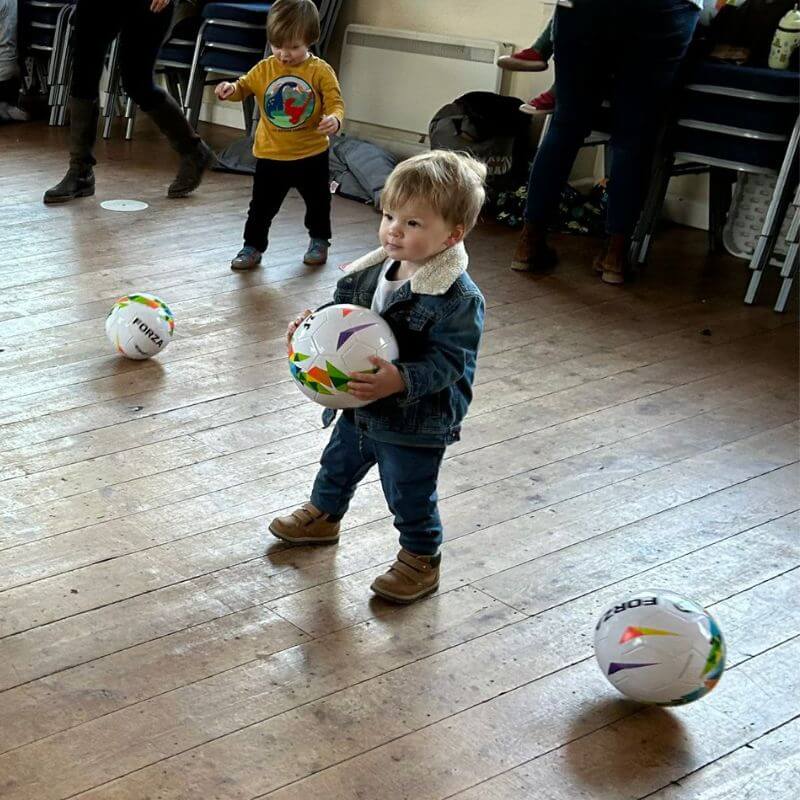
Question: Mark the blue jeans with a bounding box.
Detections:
[310,414,445,556]
[525,0,699,236]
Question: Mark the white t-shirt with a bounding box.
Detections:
[371,259,409,314]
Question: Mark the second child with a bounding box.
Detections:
[216,0,344,270]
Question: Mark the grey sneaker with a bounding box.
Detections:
[231,246,262,271]
[303,237,329,265]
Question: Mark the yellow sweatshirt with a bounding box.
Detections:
[228,54,344,161]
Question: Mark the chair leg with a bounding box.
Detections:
[183,20,208,121]
[745,114,800,305]
[630,153,675,265]
[774,242,798,312]
[125,97,136,140]
[707,167,734,255]
[165,71,182,105]
[102,37,121,139]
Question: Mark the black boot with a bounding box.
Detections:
[146,93,215,198]
[43,97,98,204]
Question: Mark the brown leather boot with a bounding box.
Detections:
[594,233,627,285]
[268,503,340,544]
[370,549,441,604]
[510,222,558,272]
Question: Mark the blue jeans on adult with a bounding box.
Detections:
[525,0,700,236]
[310,414,446,556]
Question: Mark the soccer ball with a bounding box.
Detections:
[105,293,175,360]
[593,590,725,706]
[288,304,399,409]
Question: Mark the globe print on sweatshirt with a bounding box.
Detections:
[229,54,344,160]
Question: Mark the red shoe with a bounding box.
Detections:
[520,89,556,116]
[497,48,548,72]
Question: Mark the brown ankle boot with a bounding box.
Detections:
[370,549,441,604]
[510,222,558,272]
[595,234,627,285]
[268,503,340,544]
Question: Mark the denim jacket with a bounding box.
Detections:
[321,242,485,447]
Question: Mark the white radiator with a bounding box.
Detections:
[339,25,511,140]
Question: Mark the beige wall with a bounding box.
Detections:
[327,0,555,103]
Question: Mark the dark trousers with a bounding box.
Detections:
[524,0,699,236]
[0,77,18,104]
[243,151,332,250]
[71,0,172,111]
[310,414,446,556]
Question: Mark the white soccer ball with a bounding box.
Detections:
[288,304,399,409]
[105,293,175,360]
[593,590,726,706]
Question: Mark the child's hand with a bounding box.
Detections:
[348,357,405,403]
[287,309,312,349]
[215,82,236,101]
[318,115,340,135]
[150,0,171,12]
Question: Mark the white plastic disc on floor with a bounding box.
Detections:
[100,199,149,212]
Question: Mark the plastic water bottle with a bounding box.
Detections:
[769,4,800,70]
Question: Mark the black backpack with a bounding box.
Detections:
[429,91,533,203]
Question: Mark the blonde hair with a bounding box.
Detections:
[267,0,320,47]
[381,150,487,233]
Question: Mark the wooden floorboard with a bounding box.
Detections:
[0,120,797,799]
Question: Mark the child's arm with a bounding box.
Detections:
[215,64,260,102]
[349,296,485,404]
[317,63,345,135]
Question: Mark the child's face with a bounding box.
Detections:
[271,40,310,66]
[379,200,464,265]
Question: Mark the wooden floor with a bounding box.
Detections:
[0,119,798,800]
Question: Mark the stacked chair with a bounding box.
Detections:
[18,0,76,125]
[629,61,799,310]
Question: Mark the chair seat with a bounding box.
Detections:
[686,61,800,101]
[200,50,264,75]
[681,91,798,136]
[674,126,787,173]
[158,43,196,68]
[202,2,271,24]
[203,22,266,49]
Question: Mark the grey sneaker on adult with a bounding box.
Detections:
[303,237,329,265]
[230,246,262,271]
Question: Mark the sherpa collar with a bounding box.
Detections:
[342,242,468,296]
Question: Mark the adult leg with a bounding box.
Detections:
[43,0,121,203]
[119,0,214,197]
[511,2,612,271]
[598,0,699,283]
